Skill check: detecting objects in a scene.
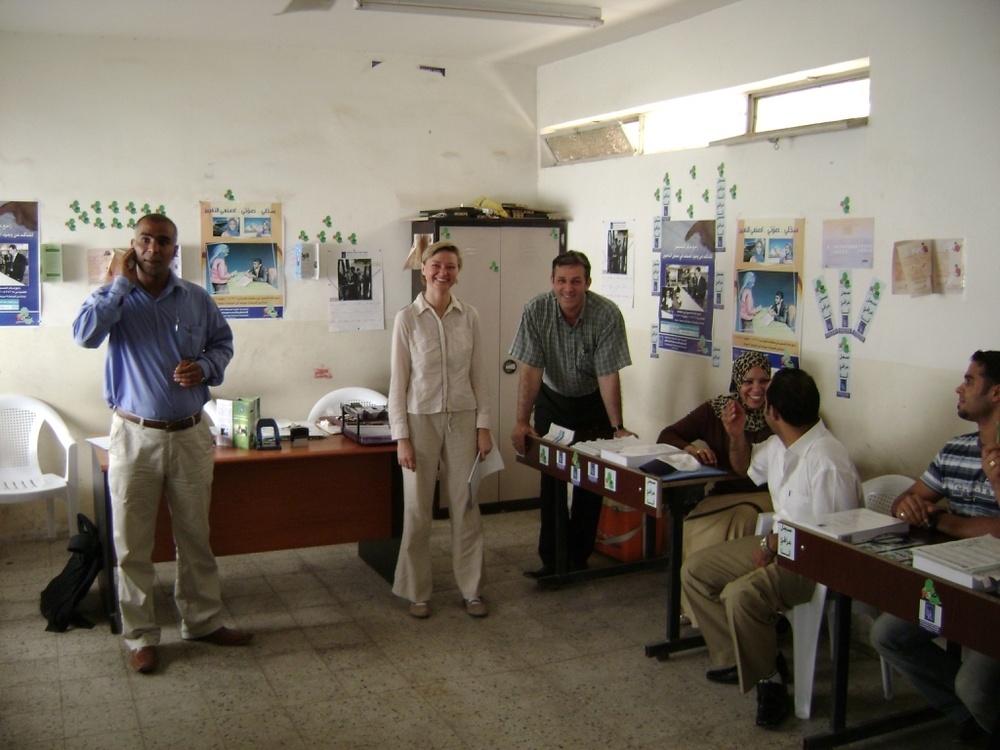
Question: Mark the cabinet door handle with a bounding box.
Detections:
[503,359,517,375]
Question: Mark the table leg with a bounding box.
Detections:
[800,590,942,748]
[830,592,851,731]
[554,480,569,576]
[646,484,705,658]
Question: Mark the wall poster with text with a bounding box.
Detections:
[200,201,283,319]
[657,220,715,357]
[733,218,804,369]
[0,201,40,326]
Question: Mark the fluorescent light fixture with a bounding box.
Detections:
[355,0,603,27]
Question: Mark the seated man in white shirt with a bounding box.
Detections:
[681,367,862,728]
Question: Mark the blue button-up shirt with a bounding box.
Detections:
[73,273,234,421]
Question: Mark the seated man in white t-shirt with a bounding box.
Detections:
[681,367,862,728]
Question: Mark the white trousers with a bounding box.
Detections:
[392,410,484,603]
[108,414,222,649]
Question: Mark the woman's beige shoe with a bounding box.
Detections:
[465,598,488,617]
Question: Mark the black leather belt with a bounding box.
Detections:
[114,408,201,432]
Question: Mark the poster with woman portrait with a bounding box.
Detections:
[733,218,804,368]
[200,201,283,319]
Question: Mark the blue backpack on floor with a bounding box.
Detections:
[40,513,103,632]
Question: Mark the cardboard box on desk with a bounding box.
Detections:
[232,397,260,450]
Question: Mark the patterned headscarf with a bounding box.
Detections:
[708,351,772,432]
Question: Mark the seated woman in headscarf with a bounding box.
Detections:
[657,351,774,624]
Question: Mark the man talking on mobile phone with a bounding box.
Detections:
[73,214,252,675]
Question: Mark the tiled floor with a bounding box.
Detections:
[1,510,960,749]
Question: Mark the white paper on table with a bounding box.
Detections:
[468,434,505,508]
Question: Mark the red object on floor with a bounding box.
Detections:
[595,498,666,562]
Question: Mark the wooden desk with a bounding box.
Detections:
[519,436,729,658]
[778,522,1000,748]
[91,436,402,633]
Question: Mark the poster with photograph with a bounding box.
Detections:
[0,200,40,326]
[602,220,634,308]
[200,202,283,319]
[733,218,805,367]
[656,220,715,356]
[329,249,384,332]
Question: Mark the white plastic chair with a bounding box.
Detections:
[757,512,830,720]
[307,387,387,421]
[861,474,915,700]
[863,474,913,517]
[0,394,79,539]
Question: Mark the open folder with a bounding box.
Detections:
[468,433,505,509]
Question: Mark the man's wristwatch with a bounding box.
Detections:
[759,535,776,557]
[614,424,625,432]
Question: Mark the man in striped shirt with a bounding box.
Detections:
[873,350,1000,746]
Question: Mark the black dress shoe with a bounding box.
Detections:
[755,679,790,727]
[523,566,555,579]
[705,665,739,684]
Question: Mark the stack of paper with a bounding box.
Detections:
[600,443,676,468]
[911,534,1000,591]
[793,508,908,543]
[572,435,641,457]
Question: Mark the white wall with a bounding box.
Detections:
[5,0,1000,537]
[537,0,1000,479]
[0,32,539,536]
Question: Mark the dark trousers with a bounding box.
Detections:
[533,384,613,568]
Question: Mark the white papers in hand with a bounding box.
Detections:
[468,434,505,508]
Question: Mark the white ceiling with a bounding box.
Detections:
[0,0,739,67]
